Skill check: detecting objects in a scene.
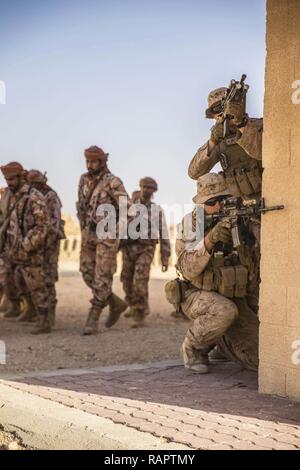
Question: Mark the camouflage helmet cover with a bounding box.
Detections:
[193,172,230,204]
[205,87,227,119]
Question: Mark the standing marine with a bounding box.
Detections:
[188,85,263,204]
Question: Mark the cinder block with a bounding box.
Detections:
[259,283,287,325]
[259,324,287,367]
[287,288,300,327]
[259,362,287,397]
[266,0,300,52]
[285,328,300,370]
[287,212,300,285]
[260,210,289,286]
[262,168,300,207]
[262,127,291,169]
[286,368,300,400]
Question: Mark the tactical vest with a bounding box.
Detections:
[218,134,262,198]
[190,249,249,299]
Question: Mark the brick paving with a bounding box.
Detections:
[1,362,300,450]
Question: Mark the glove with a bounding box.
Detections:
[224,100,246,126]
[210,122,224,145]
[207,219,232,244]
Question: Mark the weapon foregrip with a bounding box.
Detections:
[231,225,241,248]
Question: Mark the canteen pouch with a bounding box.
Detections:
[245,165,262,194]
[235,168,255,196]
[215,266,236,298]
[224,171,241,197]
[234,265,248,298]
[165,279,189,311]
[202,270,214,291]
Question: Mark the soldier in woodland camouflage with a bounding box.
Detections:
[0,162,51,334]
[77,146,129,335]
[121,177,171,327]
[171,173,259,374]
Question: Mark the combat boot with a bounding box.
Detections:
[209,345,229,362]
[130,308,145,329]
[3,300,22,319]
[170,309,189,321]
[181,338,209,374]
[0,289,9,312]
[105,294,127,328]
[124,307,134,318]
[31,314,52,335]
[82,307,102,335]
[16,297,37,323]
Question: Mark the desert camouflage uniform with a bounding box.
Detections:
[189,86,263,209]
[121,198,170,315]
[189,118,263,199]
[1,184,50,320]
[175,212,259,372]
[188,89,263,311]
[77,169,129,310]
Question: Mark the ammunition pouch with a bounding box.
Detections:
[165,278,190,312]
[214,265,248,298]
[224,164,261,197]
[190,254,249,299]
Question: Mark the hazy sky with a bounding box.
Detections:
[0,0,266,216]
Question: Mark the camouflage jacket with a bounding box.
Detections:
[128,197,171,265]
[0,184,50,264]
[176,211,259,293]
[40,185,65,245]
[188,118,263,198]
[189,118,263,179]
[76,168,130,242]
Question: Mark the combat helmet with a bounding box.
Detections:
[193,172,230,204]
[205,87,227,119]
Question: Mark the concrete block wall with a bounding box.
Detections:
[259,0,300,399]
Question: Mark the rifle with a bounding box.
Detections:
[221,74,249,138]
[0,191,26,254]
[206,197,284,248]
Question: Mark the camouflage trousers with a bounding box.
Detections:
[1,258,50,316]
[120,243,156,314]
[44,240,60,310]
[181,289,259,371]
[80,238,118,309]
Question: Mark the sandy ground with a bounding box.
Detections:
[0,274,189,374]
[0,426,27,450]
